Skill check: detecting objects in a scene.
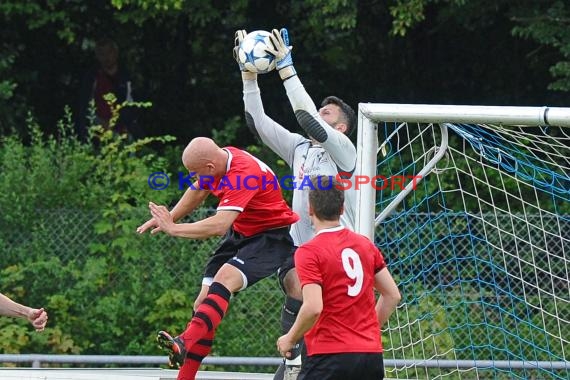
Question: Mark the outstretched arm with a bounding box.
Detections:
[168,184,210,222]
[0,293,48,331]
[149,203,239,239]
[137,181,209,235]
[267,28,356,172]
[283,76,356,171]
[234,29,305,166]
[242,78,305,166]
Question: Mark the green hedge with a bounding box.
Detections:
[0,118,284,365]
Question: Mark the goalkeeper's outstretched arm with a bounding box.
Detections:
[234,29,304,166]
[268,28,356,172]
[282,76,356,172]
[242,77,304,166]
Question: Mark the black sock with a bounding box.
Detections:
[281,296,304,361]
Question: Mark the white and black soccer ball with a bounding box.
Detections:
[237,30,276,74]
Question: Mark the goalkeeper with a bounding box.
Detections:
[234,28,357,380]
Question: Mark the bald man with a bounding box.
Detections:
[137,137,299,380]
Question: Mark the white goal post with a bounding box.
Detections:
[356,104,570,239]
[355,103,570,379]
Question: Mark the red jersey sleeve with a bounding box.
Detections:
[215,171,259,212]
[294,245,323,287]
[373,244,387,273]
[204,147,299,236]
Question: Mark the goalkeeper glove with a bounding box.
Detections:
[266,28,297,80]
[233,29,257,80]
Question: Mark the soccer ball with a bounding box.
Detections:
[237,30,276,74]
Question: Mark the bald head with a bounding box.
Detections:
[182,137,227,176]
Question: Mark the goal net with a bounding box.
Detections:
[355,104,570,379]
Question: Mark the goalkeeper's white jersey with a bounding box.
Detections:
[243,77,357,246]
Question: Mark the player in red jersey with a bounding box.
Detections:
[137,137,299,380]
[276,176,400,380]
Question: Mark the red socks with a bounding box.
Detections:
[177,282,231,380]
[176,330,214,380]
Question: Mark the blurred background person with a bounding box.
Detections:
[76,37,140,140]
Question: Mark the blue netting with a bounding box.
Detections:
[376,122,569,379]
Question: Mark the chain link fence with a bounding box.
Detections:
[0,207,284,360]
[1,208,568,377]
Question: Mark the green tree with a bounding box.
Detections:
[389,0,570,93]
[1,0,565,143]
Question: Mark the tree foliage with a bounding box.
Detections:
[0,0,568,143]
[390,0,570,93]
[510,1,570,91]
[0,114,285,360]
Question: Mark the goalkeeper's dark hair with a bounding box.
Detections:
[321,96,356,136]
[309,176,344,221]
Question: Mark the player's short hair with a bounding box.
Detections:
[309,176,344,221]
[321,96,356,136]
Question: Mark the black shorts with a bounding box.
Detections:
[203,227,296,289]
[299,353,384,380]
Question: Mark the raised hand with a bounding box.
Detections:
[136,216,162,235]
[266,28,293,70]
[28,307,48,332]
[149,202,175,235]
[233,29,257,80]
[233,29,248,71]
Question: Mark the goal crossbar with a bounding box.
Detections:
[359,103,570,127]
[356,103,570,238]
